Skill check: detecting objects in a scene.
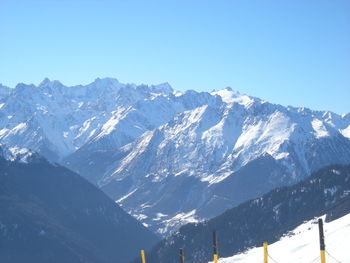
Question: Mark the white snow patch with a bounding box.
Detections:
[311,119,329,138]
[173,91,184,97]
[158,210,199,235]
[201,171,232,184]
[234,111,294,162]
[8,146,30,156]
[174,170,187,177]
[69,125,79,131]
[1,146,33,163]
[211,89,252,106]
[273,152,290,160]
[99,115,120,137]
[340,125,350,139]
[153,213,168,221]
[135,214,148,220]
[140,203,153,209]
[116,188,138,203]
[0,128,9,137]
[37,105,48,114]
[11,123,27,134]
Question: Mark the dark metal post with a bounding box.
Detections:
[213,230,218,255]
[179,248,184,263]
[213,230,218,262]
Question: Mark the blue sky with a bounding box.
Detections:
[0,0,349,114]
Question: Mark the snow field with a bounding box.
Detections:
[213,213,350,263]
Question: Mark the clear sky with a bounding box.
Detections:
[0,0,349,114]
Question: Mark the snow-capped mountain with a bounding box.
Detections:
[63,87,220,184]
[0,78,185,161]
[1,78,349,236]
[98,88,350,235]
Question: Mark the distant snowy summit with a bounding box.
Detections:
[0,78,179,160]
[1,78,350,235]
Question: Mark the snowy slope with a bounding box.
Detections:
[216,213,350,263]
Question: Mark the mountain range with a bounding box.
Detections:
[1,78,349,235]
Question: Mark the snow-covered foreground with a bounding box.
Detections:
[214,213,350,263]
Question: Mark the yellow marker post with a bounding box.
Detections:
[318,219,326,263]
[140,249,146,263]
[212,231,219,263]
[263,242,268,263]
[320,250,326,263]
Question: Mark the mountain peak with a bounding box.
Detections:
[89,77,122,91]
[93,77,120,84]
[211,87,252,106]
[38,78,63,88]
[150,82,173,94]
[39,77,51,86]
[0,84,11,97]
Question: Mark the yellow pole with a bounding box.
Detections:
[318,219,326,263]
[263,242,268,263]
[213,253,218,263]
[320,250,326,263]
[140,250,146,263]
